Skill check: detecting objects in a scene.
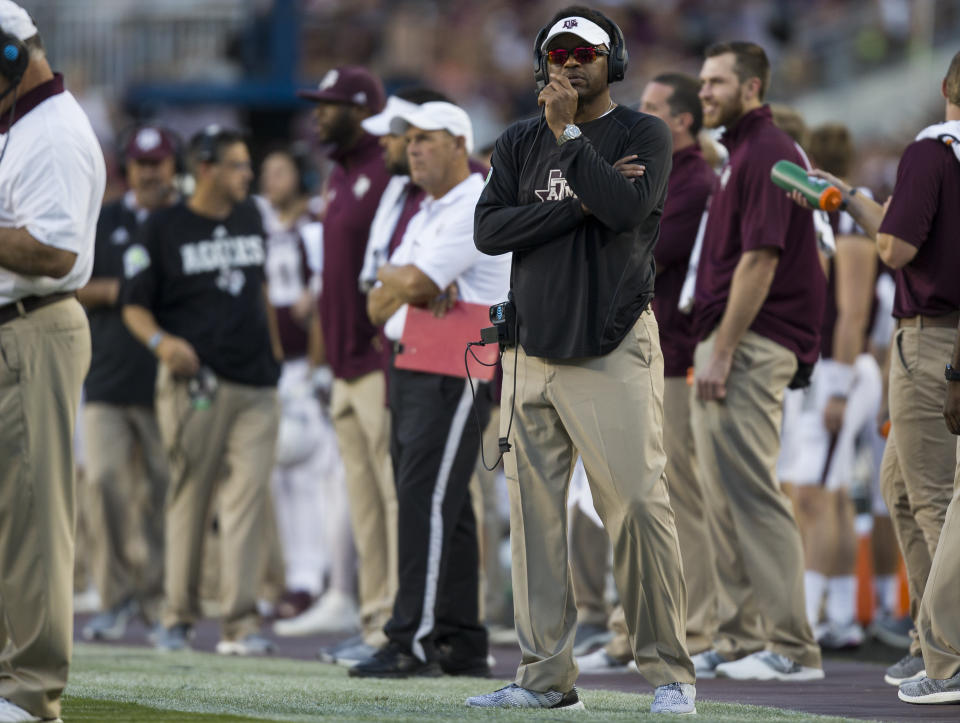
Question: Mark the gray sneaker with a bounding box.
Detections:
[466,684,585,710]
[651,683,697,715]
[82,598,138,641]
[154,623,193,652]
[884,653,926,686]
[216,634,276,656]
[572,623,614,656]
[899,672,960,704]
[691,649,728,679]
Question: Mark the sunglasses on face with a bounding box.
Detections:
[546,46,610,66]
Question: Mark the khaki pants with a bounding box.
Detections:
[504,311,693,692]
[155,365,278,641]
[83,402,168,620]
[330,370,396,646]
[917,439,960,679]
[880,326,956,657]
[691,330,820,669]
[569,505,610,628]
[0,298,90,721]
[605,376,720,660]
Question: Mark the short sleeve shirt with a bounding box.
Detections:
[384,174,511,341]
[878,139,960,317]
[0,75,106,304]
[121,199,280,387]
[693,105,825,364]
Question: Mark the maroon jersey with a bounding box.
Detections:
[693,105,825,365]
[652,144,714,377]
[878,139,960,318]
[320,133,391,379]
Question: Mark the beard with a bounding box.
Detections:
[318,106,359,149]
[707,94,745,130]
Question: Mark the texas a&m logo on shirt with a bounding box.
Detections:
[535,169,578,202]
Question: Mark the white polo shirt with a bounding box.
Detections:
[0,74,106,306]
[384,172,511,341]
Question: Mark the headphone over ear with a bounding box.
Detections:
[533,11,628,93]
[0,32,28,86]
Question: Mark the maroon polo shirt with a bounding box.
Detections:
[878,139,960,318]
[693,105,825,365]
[320,133,391,380]
[653,144,715,377]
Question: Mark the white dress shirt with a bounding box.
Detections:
[384,172,511,341]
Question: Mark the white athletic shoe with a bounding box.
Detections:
[650,683,697,715]
[466,684,585,710]
[816,621,865,649]
[691,649,728,679]
[898,671,960,704]
[0,698,45,722]
[575,648,631,674]
[715,651,824,681]
[272,589,359,637]
[884,653,926,686]
[216,634,276,656]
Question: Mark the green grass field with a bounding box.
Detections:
[63,644,868,722]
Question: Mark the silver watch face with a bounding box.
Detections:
[559,124,581,145]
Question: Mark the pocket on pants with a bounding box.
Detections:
[894,329,916,377]
[630,314,653,368]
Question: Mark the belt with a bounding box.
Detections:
[896,311,960,330]
[0,291,76,327]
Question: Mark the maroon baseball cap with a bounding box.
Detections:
[297,66,386,113]
[126,126,177,162]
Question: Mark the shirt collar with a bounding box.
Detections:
[719,104,772,151]
[329,131,381,167]
[0,73,65,134]
[672,143,704,163]
[422,172,481,211]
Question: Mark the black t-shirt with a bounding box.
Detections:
[474,106,672,358]
[122,199,280,388]
[84,198,159,407]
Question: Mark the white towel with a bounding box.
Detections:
[358,175,413,293]
[915,119,960,163]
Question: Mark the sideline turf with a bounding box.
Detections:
[64,644,871,722]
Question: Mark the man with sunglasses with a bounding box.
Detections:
[469,5,696,715]
[122,126,281,656]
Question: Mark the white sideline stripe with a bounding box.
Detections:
[411,380,474,662]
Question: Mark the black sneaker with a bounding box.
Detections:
[348,642,443,679]
[436,643,491,677]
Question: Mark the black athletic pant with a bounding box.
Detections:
[384,364,490,663]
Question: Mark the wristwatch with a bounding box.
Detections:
[557,124,582,146]
[946,364,960,382]
[148,331,165,352]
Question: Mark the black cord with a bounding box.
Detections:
[517,107,546,188]
[465,311,520,472]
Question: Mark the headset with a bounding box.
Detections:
[0,32,27,171]
[0,32,27,87]
[191,124,225,164]
[533,10,628,93]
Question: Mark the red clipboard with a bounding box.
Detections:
[395,302,499,380]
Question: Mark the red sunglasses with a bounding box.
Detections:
[546,46,610,66]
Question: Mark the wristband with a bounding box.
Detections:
[946,364,960,382]
[821,361,854,399]
[839,186,858,211]
[147,331,165,352]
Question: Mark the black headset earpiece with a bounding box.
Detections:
[0,32,28,86]
[532,11,628,92]
[193,125,223,164]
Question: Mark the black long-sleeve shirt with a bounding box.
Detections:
[474,105,672,359]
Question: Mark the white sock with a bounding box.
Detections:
[826,575,857,626]
[804,571,827,628]
[874,575,897,616]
